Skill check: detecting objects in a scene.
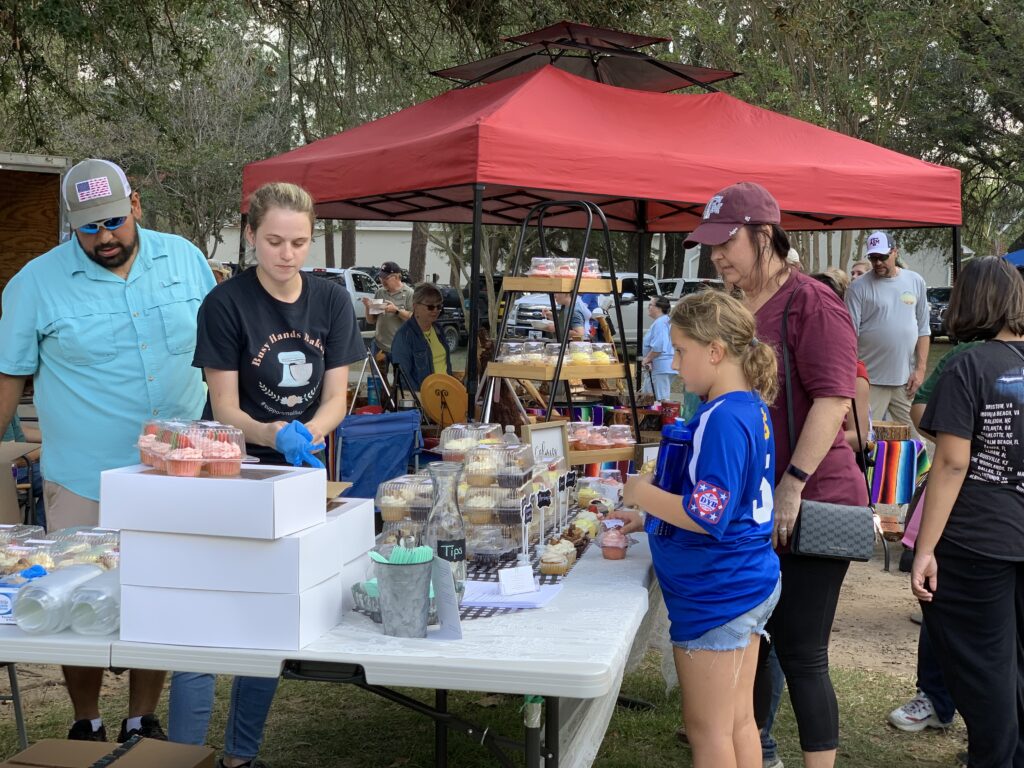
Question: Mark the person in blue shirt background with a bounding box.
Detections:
[612,289,781,768]
[641,296,675,401]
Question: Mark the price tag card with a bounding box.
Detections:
[498,565,538,595]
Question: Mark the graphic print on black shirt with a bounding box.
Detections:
[193,268,365,461]
[921,341,1024,560]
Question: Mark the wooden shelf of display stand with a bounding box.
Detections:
[502,276,622,294]
[486,362,626,381]
[568,446,636,465]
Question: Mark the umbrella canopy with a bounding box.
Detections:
[432,21,737,93]
[1005,249,1024,266]
[243,65,962,232]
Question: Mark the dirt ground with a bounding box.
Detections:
[832,548,919,678]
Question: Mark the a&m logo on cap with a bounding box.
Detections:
[703,195,725,220]
[869,235,881,249]
[75,177,112,202]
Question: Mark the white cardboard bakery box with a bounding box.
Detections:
[120,573,343,651]
[119,499,375,594]
[99,464,325,539]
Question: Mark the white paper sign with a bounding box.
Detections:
[526,423,567,465]
[428,558,463,640]
[498,565,538,596]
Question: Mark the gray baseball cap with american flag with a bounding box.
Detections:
[62,159,133,230]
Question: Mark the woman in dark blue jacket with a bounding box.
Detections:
[390,283,452,391]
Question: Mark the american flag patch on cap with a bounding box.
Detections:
[75,177,112,202]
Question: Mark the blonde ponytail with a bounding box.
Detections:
[670,290,779,404]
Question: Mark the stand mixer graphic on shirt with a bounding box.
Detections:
[251,331,324,413]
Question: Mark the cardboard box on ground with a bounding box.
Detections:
[0,738,214,767]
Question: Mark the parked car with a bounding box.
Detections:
[927,286,952,339]
[502,272,660,348]
[657,277,724,299]
[435,285,468,351]
[302,267,378,340]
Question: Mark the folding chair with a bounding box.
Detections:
[334,411,424,500]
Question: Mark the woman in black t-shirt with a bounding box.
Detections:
[170,183,364,768]
[912,256,1024,768]
[193,183,365,466]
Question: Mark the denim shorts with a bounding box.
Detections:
[673,576,782,652]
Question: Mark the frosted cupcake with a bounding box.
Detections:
[165,447,204,477]
[203,438,243,476]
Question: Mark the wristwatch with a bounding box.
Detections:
[786,463,810,483]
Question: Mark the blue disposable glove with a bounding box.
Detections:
[274,421,326,468]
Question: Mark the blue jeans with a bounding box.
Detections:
[14,461,45,529]
[168,673,279,761]
[759,645,785,761]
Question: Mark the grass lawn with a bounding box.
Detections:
[0,650,966,766]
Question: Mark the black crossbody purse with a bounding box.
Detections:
[780,286,876,561]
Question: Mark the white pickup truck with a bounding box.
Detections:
[302,267,379,340]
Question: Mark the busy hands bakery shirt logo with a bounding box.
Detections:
[251,331,324,413]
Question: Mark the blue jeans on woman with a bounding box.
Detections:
[168,673,279,761]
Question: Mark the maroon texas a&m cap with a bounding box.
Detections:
[685,182,781,247]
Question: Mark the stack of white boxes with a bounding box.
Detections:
[99,465,375,650]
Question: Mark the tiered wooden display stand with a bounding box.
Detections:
[481,201,641,464]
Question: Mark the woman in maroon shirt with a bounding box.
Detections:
[686,182,866,768]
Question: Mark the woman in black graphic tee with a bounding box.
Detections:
[912,257,1024,768]
[193,182,365,465]
[172,183,365,768]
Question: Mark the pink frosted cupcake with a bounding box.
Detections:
[203,438,243,476]
[164,447,204,477]
[137,433,159,466]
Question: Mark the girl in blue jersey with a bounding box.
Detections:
[613,290,781,768]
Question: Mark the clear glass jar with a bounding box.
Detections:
[526,257,555,276]
[522,341,546,364]
[498,342,524,363]
[423,462,466,604]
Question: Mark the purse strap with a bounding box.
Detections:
[779,281,872,504]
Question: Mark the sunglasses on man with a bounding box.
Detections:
[78,216,128,235]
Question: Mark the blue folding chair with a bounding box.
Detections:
[334,411,424,499]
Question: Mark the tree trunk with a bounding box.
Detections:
[323,219,336,268]
[826,230,834,270]
[840,230,853,271]
[409,221,428,282]
[449,226,464,288]
[812,233,822,273]
[340,220,356,268]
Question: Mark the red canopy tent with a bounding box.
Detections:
[243,65,961,232]
[242,64,962,405]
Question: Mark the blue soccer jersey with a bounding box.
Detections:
[650,391,781,642]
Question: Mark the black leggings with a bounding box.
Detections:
[754,553,849,752]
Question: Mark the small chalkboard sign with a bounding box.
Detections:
[521,421,570,466]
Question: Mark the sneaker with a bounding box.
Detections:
[216,760,270,768]
[888,692,953,732]
[763,758,784,768]
[117,714,167,742]
[68,719,107,741]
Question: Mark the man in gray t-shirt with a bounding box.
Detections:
[361,261,414,355]
[845,231,930,435]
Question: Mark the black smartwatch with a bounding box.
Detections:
[786,463,810,483]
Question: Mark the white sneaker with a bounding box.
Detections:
[888,691,954,732]
[763,758,784,768]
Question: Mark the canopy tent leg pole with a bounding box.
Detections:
[952,226,962,282]
[467,184,485,421]
[635,201,647,373]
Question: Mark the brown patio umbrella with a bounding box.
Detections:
[432,20,738,93]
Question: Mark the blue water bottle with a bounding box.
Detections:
[646,418,693,536]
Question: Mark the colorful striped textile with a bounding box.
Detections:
[869,440,931,505]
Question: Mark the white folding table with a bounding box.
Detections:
[1,537,656,768]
